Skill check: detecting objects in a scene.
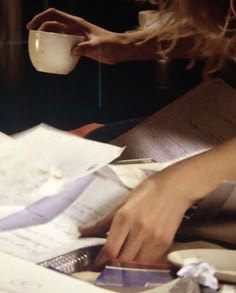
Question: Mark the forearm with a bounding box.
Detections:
[193,137,236,193]
[116,27,159,62]
[116,26,200,63]
[170,137,236,203]
[148,137,236,208]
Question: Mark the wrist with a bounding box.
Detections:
[149,160,208,210]
[160,146,235,205]
[145,173,192,214]
[117,28,158,62]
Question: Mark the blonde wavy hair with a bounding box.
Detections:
[144,0,236,73]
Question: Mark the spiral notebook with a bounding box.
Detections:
[40,245,103,274]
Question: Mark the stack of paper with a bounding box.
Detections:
[0,124,126,262]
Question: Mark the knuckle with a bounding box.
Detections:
[76,16,83,23]
[46,8,58,14]
[136,219,149,231]
[114,209,130,225]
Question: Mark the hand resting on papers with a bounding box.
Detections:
[80,138,236,265]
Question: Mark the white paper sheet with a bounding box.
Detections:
[108,148,209,189]
[0,124,126,263]
[0,167,129,263]
[0,251,113,293]
[0,175,95,231]
[0,124,124,209]
[0,131,12,143]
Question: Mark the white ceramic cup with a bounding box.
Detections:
[28,30,85,75]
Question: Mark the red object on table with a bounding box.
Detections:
[70,123,104,137]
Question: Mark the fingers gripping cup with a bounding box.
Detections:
[28,30,85,75]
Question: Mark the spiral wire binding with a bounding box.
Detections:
[40,245,102,274]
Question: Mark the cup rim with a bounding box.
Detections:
[29,29,85,40]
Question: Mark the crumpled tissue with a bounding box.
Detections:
[177,257,218,290]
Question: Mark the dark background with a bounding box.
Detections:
[0,0,204,134]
